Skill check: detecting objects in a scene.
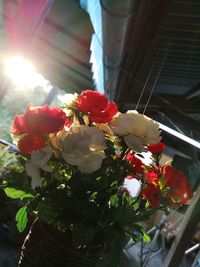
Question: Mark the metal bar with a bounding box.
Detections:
[185,244,200,255]
[142,214,168,266]
[164,186,200,267]
[169,12,200,18]
[191,249,200,267]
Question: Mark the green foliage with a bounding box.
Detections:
[1,154,29,185]
[4,187,34,200]
[159,175,166,190]
[16,206,28,232]
[0,145,16,174]
[128,224,150,243]
[142,228,151,243]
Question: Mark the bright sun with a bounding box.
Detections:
[4,55,45,89]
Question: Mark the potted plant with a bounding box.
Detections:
[2,90,192,267]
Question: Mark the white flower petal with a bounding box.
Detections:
[78,153,104,173]
[124,134,147,152]
[31,146,53,167]
[110,110,161,145]
[59,125,106,173]
[25,162,41,189]
[123,178,141,198]
[25,146,53,189]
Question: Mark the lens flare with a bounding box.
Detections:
[4,55,39,88]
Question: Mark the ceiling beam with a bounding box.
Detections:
[161,108,200,135]
[45,18,91,48]
[120,93,200,113]
[184,82,200,99]
[114,0,174,102]
[32,45,93,90]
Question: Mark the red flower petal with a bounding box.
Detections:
[142,184,162,208]
[76,90,118,123]
[104,102,118,117]
[24,105,66,134]
[76,90,108,112]
[126,153,143,174]
[148,143,166,154]
[64,118,72,128]
[11,114,26,135]
[18,134,46,155]
[163,165,192,205]
[146,171,159,184]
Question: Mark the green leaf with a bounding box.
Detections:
[15,206,28,232]
[130,224,151,243]
[141,228,150,243]
[110,194,118,208]
[4,187,34,200]
[159,175,166,190]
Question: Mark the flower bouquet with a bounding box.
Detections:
[6,90,192,266]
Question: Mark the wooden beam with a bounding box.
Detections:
[164,186,200,267]
[119,93,200,113]
[184,82,200,99]
[119,93,200,134]
[115,0,173,101]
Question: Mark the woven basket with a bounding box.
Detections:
[18,220,103,267]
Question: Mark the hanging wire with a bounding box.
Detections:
[104,62,122,96]
[142,61,164,114]
[92,30,126,96]
[95,29,158,101]
[92,14,172,113]
[93,28,168,111]
[135,60,156,111]
[141,39,171,114]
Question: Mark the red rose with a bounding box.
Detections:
[163,165,192,206]
[76,90,118,123]
[18,134,46,155]
[146,171,159,185]
[11,114,26,135]
[12,105,66,135]
[145,165,162,185]
[148,142,166,154]
[142,184,162,208]
[126,153,143,174]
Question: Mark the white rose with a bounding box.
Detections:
[25,146,53,189]
[123,178,141,198]
[59,125,106,173]
[124,134,146,152]
[110,110,161,151]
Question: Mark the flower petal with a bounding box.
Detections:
[18,134,46,155]
[123,178,141,198]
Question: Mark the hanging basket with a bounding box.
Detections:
[18,220,103,267]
